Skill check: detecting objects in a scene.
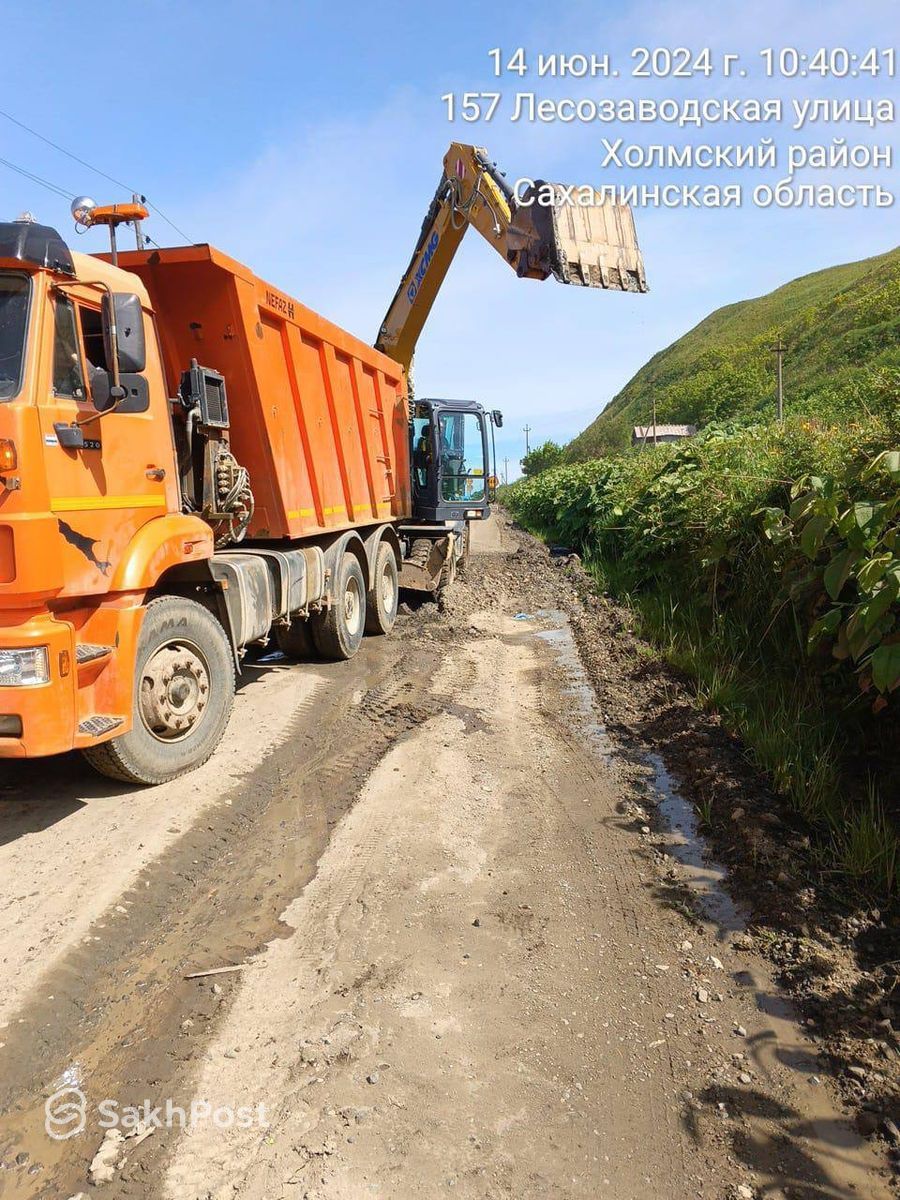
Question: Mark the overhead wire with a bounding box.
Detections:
[0,107,193,243]
[0,155,73,201]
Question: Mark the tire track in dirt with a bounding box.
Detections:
[0,629,444,1199]
[159,616,707,1199]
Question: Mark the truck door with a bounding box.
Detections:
[39,292,177,595]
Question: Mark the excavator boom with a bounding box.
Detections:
[376,143,647,374]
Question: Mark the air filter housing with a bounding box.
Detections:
[180,360,229,428]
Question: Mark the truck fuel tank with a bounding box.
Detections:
[209,545,325,652]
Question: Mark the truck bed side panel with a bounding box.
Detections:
[116,246,411,540]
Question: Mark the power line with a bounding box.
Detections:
[0,107,193,244]
[141,201,192,246]
[0,107,132,193]
[0,155,73,201]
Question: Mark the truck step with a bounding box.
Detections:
[75,643,114,665]
[78,715,124,737]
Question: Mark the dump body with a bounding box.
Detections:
[115,245,411,541]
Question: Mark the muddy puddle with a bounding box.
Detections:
[528,609,747,934]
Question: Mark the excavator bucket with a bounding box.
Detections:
[507,180,648,293]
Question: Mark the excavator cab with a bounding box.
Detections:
[410,399,491,522]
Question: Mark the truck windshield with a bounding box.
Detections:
[0,274,29,400]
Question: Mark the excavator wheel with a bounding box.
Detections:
[310,551,367,660]
[365,542,399,635]
[82,596,235,785]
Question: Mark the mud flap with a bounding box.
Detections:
[507,180,648,293]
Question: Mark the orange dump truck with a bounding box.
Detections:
[0,146,645,783]
[0,221,496,783]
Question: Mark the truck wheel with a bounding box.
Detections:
[275,617,316,659]
[310,552,366,660]
[365,542,399,635]
[82,596,235,785]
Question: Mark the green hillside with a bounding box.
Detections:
[567,246,900,459]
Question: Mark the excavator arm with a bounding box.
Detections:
[375,142,648,375]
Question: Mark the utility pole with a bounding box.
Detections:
[523,424,531,455]
[770,339,786,422]
[652,393,657,446]
[503,456,509,485]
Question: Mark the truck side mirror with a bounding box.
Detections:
[491,409,503,428]
[102,292,146,374]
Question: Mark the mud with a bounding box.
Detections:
[0,511,894,1200]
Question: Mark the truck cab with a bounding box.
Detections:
[0,219,213,762]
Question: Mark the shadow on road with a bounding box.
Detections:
[682,1082,870,1200]
[0,648,313,848]
[0,754,111,846]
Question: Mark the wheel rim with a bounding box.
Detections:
[344,575,363,637]
[140,639,211,743]
[380,559,396,616]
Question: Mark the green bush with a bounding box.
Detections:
[506,406,900,896]
[521,440,565,477]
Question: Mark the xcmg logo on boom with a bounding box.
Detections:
[407,232,440,303]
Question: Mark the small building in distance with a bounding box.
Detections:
[632,423,697,447]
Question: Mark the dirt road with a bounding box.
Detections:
[0,515,893,1199]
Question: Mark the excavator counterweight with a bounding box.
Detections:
[376,143,648,375]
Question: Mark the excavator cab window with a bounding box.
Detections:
[438,411,486,503]
[410,399,490,521]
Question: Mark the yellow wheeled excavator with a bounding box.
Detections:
[375,141,648,375]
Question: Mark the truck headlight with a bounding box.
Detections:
[0,647,50,686]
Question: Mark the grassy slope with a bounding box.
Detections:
[567,245,900,459]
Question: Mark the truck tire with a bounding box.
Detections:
[365,542,399,635]
[82,596,235,785]
[275,617,316,659]
[310,552,366,660]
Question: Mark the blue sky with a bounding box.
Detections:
[2,0,897,475]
